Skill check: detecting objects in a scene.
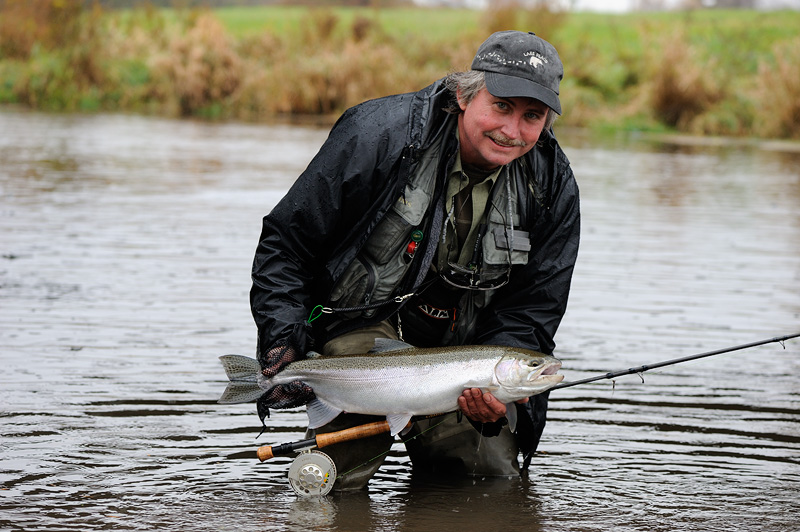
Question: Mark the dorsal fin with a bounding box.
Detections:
[369,338,415,354]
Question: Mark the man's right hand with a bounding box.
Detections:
[259,380,315,409]
[258,344,315,410]
[260,344,300,378]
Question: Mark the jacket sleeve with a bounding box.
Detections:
[474,147,581,355]
[250,97,410,359]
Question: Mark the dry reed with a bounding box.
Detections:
[751,37,800,139]
[646,29,724,131]
[0,0,83,59]
[150,13,243,116]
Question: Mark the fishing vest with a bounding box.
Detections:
[328,126,533,341]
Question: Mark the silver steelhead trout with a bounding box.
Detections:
[218,339,564,435]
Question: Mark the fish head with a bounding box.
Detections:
[493,353,564,401]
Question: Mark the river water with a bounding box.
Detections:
[1,108,799,531]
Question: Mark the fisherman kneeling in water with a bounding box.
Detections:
[250,31,580,489]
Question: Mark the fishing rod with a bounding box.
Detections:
[551,332,800,390]
[260,332,800,458]
[256,332,799,495]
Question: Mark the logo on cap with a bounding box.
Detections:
[524,51,547,68]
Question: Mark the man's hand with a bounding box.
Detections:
[258,344,315,411]
[458,388,530,423]
[259,380,315,410]
[260,344,300,378]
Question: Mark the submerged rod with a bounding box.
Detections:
[552,332,800,391]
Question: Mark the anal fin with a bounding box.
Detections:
[386,414,413,436]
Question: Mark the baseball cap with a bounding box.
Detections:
[471,31,563,115]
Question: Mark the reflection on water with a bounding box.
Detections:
[1,109,799,531]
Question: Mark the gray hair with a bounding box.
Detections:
[443,70,558,130]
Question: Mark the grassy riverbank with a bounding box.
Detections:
[1,1,799,139]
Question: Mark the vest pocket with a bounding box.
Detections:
[329,176,433,317]
[363,211,411,265]
[482,227,531,266]
[329,255,376,309]
[363,186,429,265]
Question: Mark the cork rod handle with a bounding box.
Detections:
[256,420,394,462]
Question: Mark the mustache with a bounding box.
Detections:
[486,132,527,147]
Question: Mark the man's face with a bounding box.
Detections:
[457,87,549,170]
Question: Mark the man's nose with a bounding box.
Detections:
[499,115,522,139]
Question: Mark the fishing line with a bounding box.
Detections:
[552,332,800,391]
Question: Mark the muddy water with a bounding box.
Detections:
[1,108,799,532]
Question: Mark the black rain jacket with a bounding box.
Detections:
[251,77,580,361]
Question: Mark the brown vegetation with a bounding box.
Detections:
[0,0,84,59]
[646,30,725,132]
[752,37,800,139]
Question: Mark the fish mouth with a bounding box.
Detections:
[530,361,564,383]
[496,356,564,388]
[541,361,562,376]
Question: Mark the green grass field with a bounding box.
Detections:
[213,5,481,39]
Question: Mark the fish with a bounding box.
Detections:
[218,338,564,436]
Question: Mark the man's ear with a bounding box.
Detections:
[456,88,468,112]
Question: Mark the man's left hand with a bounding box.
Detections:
[458,388,507,423]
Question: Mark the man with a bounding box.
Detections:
[250,31,580,489]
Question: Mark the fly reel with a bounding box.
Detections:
[287,450,337,497]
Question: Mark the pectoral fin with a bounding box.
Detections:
[505,403,517,432]
[305,398,343,429]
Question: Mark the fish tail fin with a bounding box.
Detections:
[218,354,265,404]
[219,354,260,380]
